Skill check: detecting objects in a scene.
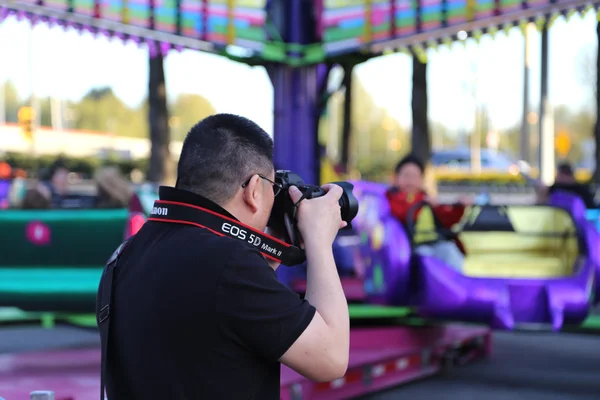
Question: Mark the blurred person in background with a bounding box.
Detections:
[536,162,596,208]
[41,159,70,208]
[21,183,52,209]
[94,166,136,209]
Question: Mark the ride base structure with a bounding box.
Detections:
[0,311,490,400]
[0,189,488,398]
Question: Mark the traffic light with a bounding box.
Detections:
[18,106,34,141]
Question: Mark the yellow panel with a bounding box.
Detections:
[459,205,579,278]
[463,253,573,278]
[505,206,576,234]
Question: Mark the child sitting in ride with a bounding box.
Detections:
[385,154,471,271]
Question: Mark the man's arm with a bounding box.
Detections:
[277,184,350,382]
[278,239,350,382]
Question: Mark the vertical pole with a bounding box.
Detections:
[147,53,172,184]
[0,79,5,126]
[270,65,321,186]
[520,23,532,162]
[594,21,600,183]
[0,6,4,127]
[326,92,339,161]
[269,0,321,186]
[470,42,481,174]
[538,21,554,186]
[411,56,430,162]
[28,19,38,170]
[340,65,353,172]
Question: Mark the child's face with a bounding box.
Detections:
[395,163,423,195]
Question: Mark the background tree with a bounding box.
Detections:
[170,94,217,141]
[1,79,215,142]
[2,81,21,124]
[147,53,172,184]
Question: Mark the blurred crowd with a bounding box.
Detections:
[2,158,142,212]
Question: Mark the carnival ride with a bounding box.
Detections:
[282,183,600,330]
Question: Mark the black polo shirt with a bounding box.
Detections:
[101,186,316,400]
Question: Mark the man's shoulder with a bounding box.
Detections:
[168,225,266,264]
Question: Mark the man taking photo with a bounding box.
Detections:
[98,113,350,399]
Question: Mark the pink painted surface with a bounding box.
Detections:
[0,348,100,400]
[281,324,491,400]
[292,277,366,300]
[0,325,490,400]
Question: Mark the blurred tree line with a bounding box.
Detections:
[2,66,595,182]
[1,80,216,141]
[319,72,595,181]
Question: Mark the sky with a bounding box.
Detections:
[0,10,597,137]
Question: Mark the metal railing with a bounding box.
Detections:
[29,392,54,400]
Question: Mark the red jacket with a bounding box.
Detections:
[385,189,468,254]
[385,189,466,228]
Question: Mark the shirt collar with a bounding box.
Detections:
[158,186,237,220]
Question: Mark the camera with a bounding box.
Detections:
[268,170,359,248]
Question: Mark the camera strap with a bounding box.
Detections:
[147,200,306,266]
[98,238,132,400]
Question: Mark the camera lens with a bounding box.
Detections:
[334,182,359,223]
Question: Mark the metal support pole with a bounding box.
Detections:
[28,19,39,174]
[0,80,5,126]
[340,65,353,172]
[520,23,532,162]
[538,22,554,186]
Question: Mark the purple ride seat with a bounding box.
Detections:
[416,203,594,330]
[349,181,412,305]
[549,191,600,304]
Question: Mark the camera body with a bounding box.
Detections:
[268,170,359,249]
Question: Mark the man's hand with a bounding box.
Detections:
[457,195,473,206]
[288,184,347,250]
[424,195,439,207]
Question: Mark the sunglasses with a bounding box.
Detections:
[242,175,283,197]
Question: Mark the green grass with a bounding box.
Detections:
[349,304,412,319]
[0,306,598,333]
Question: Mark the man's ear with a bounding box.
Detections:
[242,175,260,213]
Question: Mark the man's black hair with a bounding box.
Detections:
[557,161,574,177]
[394,153,425,175]
[176,113,274,205]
